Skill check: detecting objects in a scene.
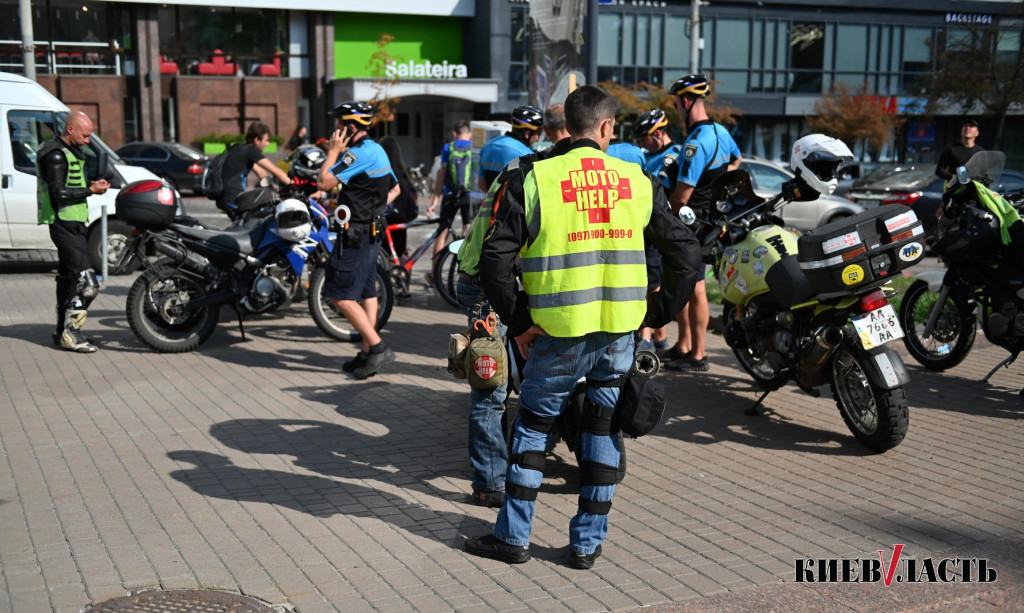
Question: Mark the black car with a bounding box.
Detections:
[116,141,209,195]
[846,166,1024,243]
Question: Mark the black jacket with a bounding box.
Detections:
[38,138,93,209]
[479,138,702,339]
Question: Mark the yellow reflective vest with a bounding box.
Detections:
[37,144,88,224]
[521,147,651,336]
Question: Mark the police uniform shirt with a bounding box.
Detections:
[478,134,534,186]
[676,120,741,209]
[328,138,398,223]
[644,142,683,193]
[607,141,647,168]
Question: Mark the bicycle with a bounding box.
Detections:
[379,205,461,309]
[408,163,432,198]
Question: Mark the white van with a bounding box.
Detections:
[0,71,162,272]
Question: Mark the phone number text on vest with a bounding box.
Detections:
[568,228,634,242]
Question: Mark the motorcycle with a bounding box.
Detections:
[686,166,924,452]
[114,179,392,352]
[898,151,1024,390]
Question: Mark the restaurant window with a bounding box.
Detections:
[0,0,124,75]
[789,22,825,93]
[158,6,289,77]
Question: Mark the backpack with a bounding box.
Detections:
[200,144,235,200]
[387,175,419,224]
[447,141,473,196]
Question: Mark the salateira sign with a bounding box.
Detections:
[385,60,469,79]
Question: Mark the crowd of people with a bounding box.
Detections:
[39,73,901,571]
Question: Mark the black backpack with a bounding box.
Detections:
[200,144,235,200]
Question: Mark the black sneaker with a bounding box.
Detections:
[465,534,531,564]
[342,351,369,373]
[667,353,709,372]
[569,544,602,570]
[468,490,503,508]
[353,343,396,380]
[656,345,686,361]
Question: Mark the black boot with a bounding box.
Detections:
[352,342,395,380]
[53,275,71,346]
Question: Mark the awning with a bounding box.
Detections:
[332,78,500,104]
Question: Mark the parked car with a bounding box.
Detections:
[835,161,884,199]
[845,166,1024,244]
[739,157,864,232]
[116,141,209,195]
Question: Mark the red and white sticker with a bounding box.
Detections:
[884,211,917,232]
[822,231,862,254]
[474,356,497,380]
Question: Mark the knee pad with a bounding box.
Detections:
[68,269,99,309]
[580,399,616,436]
[506,450,547,502]
[519,408,556,434]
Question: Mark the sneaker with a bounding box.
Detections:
[352,343,396,380]
[653,338,669,351]
[468,490,503,508]
[569,545,602,570]
[667,353,709,372]
[465,534,531,564]
[342,351,369,373]
[636,338,655,353]
[656,345,686,361]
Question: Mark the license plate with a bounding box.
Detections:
[853,304,904,349]
[859,199,881,208]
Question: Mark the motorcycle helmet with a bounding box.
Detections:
[669,74,711,98]
[274,198,312,242]
[511,105,544,131]
[630,109,668,140]
[328,101,374,127]
[790,134,854,196]
[288,145,326,182]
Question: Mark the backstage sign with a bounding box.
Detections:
[946,13,994,25]
[385,60,468,79]
[794,544,998,585]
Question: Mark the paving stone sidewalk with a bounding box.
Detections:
[0,264,1021,612]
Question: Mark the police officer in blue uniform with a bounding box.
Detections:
[318,101,401,380]
[477,105,544,191]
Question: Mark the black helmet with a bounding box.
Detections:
[288,145,327,181]
[328,101,374,126]
[630,109,668,140]
[669,74,710,98]
[511,105,543,131]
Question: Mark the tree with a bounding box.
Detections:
[806,82,904,159]
[926,19,1024,150]
[599,80,743,137]
[365,33,402,132]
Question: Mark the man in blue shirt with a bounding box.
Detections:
[666,75,742,373]
[318,101,401,380]
[427,120,474,260]
[477,105,544,191]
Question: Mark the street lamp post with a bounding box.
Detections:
[19,0,35,80]
[690,0,706,74]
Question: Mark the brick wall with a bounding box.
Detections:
[175,76,301,148]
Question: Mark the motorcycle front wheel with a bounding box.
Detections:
[828,344,909,452]
[307,263,394,342]
[125,261,220,353]
[898,279,976,371]
[722,300,788,390]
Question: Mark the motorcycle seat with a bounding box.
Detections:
[170,222,265,255]
[765,255,818,309]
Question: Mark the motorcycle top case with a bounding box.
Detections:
[796,204,925,298]
[115,179,180,230]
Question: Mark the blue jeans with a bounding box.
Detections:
[494,332,632,555]
[456,275,509,493]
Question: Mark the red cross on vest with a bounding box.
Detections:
[560,157,632,224]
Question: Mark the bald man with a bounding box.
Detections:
[37,111,109,353]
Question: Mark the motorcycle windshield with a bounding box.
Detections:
[962,150,1005,187]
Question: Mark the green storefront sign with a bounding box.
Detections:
[334,13,465,79]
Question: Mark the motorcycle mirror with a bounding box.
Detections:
[955,165,970,186]
[678,206,697,226]
[448,239,464,255]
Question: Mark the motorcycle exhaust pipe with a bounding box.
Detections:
[153,241,221,279]
[796,326,843,389]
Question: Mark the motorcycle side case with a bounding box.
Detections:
[717,225,798,306]
[797,205,926,298]
[115,179,180,230]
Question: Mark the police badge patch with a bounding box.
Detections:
[683,143,698,159]
[341,150,357,167]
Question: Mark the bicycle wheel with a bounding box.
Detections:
[432,245,461,309]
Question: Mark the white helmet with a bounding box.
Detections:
[274,198,312,242]
[791,134,854,196]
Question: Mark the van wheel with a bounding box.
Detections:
[88,219,140,275]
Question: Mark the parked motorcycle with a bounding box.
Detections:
[898,151,1024,388]
[114,179,392,352]
[686,135,925,451]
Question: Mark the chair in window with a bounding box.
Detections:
[255,51,282,77]
[197,49,236,76]
[160,55,179,75]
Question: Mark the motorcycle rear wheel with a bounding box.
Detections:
[125,261,220,353]
[307,264,394,342]
[722,300,788,390]
[829,345,909,452]
[898,279,976,371]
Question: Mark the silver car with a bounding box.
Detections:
[740,157,864,232]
